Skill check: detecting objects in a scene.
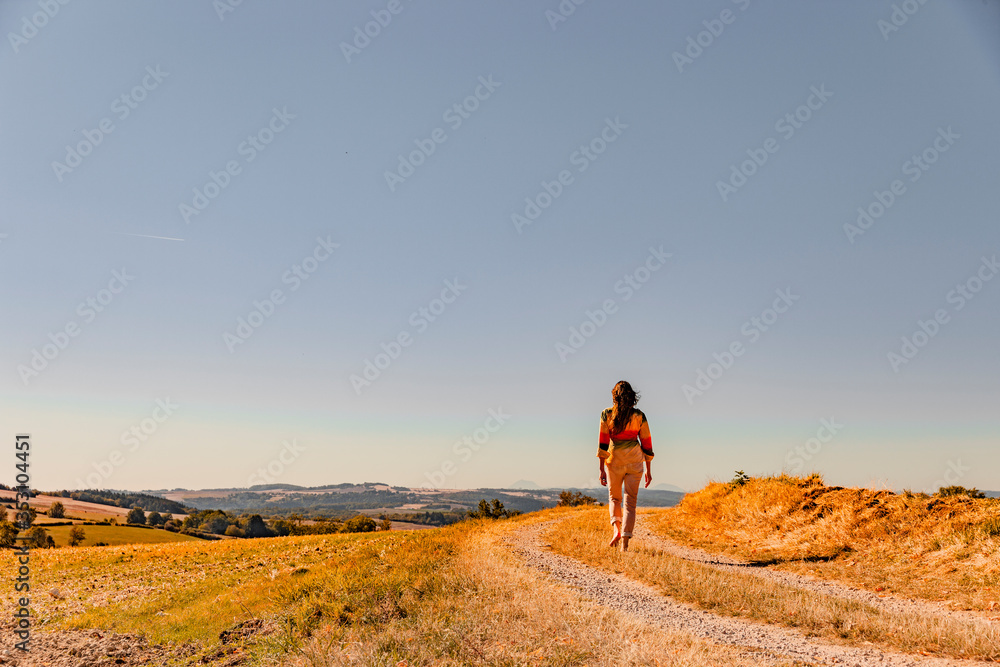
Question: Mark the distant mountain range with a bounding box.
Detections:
[510,480,686,493]
[138,483,686,518]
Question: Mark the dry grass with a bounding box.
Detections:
[42,523,203,547]
[8,511,789,666]
[287,510,788,666]
[650,474,1000,613]
[547,508,1000,662]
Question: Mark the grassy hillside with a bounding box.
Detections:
[17,477,999,664]
[651,474,1000,611]
[550,507,999,661]
[21,510,764,666]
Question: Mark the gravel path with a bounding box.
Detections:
[631,523,996,627]
[503,520,981,667]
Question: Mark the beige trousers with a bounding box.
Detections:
[606,444,645,537]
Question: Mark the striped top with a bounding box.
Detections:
[598,408,654,462]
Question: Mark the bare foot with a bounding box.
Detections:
[608,523,622,548]
[621,536,630,552]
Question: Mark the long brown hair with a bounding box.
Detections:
[608,380,639,434]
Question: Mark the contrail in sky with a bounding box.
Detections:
[115,232,185,241]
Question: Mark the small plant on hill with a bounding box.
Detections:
[730,470,751,488]
[558,490,598,507]
[468,498,521,520]
[935,486,986,499]
[48,501,65,518]
[126,507,146,525]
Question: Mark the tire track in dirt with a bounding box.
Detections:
[633,522,997,628]
[503,519,981,667]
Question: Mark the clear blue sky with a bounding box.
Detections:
[2,1,999,494]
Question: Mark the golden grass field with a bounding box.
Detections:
[7,475,1000,665]
[42,524,203,548]
[651,474,1000,612]
[549,508,999,661]
[17,511,777,666]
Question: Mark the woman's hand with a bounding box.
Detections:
[599,462,607,487]
[644,463,652,488]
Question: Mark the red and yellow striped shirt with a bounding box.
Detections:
[598,408,654,462]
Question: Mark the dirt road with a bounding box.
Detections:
[503,519,984,667]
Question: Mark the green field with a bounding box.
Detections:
[39,524,204,547]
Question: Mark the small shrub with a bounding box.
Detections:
[0,519,18,548]
[805,472,824,486]
[341,515,377,533]
[26,526,54,548]
[48,501,65,518]
[730,470,751,488]
[558,490,598,507]
[936,486,986,499]
[468,499,521,520]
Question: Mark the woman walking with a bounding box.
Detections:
[598,380,653,551]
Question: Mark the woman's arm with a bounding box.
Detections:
[644,459,652,488]
[599,458,608,486]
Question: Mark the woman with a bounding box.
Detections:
[597,380,653,551]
